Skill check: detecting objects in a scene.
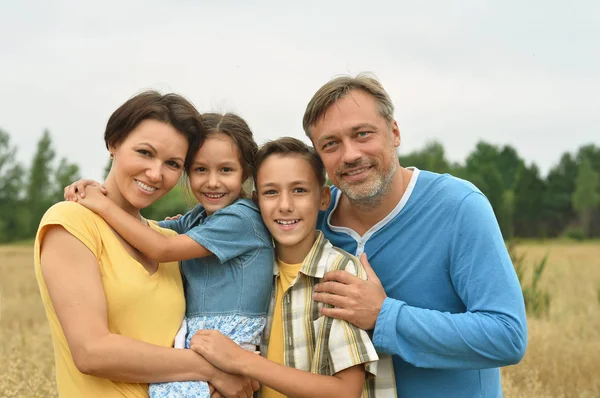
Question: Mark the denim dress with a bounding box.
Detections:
[150,199,274,398]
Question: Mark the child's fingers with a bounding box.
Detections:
[76,182,88,198]
[64,184,78,201]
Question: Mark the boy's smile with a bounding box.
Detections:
[256,154,330,264]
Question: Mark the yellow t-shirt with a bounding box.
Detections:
[34,201,185,398]
[262,259,303,398]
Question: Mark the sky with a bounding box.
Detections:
[1,0,598,180]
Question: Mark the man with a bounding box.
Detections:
[305,74,527,397]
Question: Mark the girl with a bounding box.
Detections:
[68,113,274,397]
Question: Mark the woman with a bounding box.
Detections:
[34,91,256,398]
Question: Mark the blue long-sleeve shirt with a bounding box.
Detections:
[317,169,527,398]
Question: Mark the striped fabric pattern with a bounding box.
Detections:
[260,231,397,397]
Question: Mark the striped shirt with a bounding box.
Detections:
[259,231,397,397]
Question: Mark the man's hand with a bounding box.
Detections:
[64,178,107,201]
[210,369,259,398]
[164,214,183,221]
[313,253,387,330]
[191,330,249,374]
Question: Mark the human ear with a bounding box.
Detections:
[320,185,331,210]
[391,120,401,148]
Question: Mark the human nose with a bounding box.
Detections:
[278,192,293,212]
[146,161,162,183]
[341,141,362,165]
[207,171,220,188]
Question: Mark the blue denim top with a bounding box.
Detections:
[159,199,274,318]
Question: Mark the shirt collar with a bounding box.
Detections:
[272,231,332,278]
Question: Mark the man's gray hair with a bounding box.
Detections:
[302,73,395,138]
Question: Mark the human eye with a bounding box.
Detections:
[221,167,233,173]
[137,149,152,156]
[262,189,277,196]
[166,160,182,169]
[357,131,371,139]
[322,140,337,150]
[293,187,308,194]
[195,166,207,173]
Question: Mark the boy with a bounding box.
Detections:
[191,137,396,397]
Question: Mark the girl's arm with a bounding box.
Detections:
[191,330,366,398]
[78,186,211,262]
[40,226,256,397]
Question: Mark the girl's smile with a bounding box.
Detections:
[189,133,244,216]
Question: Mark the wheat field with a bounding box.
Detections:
[1,241,599,397]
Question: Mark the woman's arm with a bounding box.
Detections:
[77,186,211,262]
[191,330,366,398]
[40,225,254,397]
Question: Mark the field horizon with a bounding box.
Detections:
[1,240,599,397]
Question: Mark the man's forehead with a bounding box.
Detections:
[319,91,377,123]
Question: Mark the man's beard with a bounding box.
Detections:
[336,156,397,210]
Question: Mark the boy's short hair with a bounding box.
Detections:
[254,137,326,187]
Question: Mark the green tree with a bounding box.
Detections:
[576,145,600,236]
[513,163,546,237]
[497,145,524,190]
[462,142,510,236]
[544,153,577,237]
[26,130,56,234]
[572,157,599,237]
[0,129,29,242]
[0,129,23,203]
[502,190,515,240]
[576,144,600,174]
[464,142,524,191]
[466,164,507,235]
[399,141,452,174]
[52,158,81,203]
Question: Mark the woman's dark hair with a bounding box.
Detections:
[105,91,203,172]
[199,113,258,197]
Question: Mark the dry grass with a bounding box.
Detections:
[1,241,599,397]
[0,246,57,397]
[501,241,600,398]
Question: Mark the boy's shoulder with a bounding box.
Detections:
[329,246,366,280]
[312,232,366,281]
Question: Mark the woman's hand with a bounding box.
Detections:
[210,369,259,398]
[191,330,249,375]
[64,179,107,201]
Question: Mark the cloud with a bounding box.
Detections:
[0,0,598,180]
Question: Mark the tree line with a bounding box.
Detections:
[398,141,600,240]
[1,128,599,244]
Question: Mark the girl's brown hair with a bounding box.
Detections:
[197,113,258,197]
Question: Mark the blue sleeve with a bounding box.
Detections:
[185,204,268,264]
[157,207,197,234]
[372,192,528,369]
